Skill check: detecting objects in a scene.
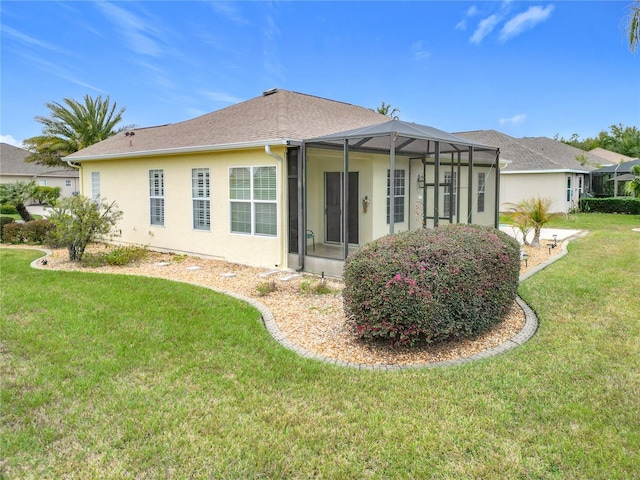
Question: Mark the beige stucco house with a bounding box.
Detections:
[66,89,500,275]
[456,130,600,214]
[0,143,80,197]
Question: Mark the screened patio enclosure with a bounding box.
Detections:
[289,119,500,276]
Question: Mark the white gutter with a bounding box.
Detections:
[264,145,285,271]
[65,138,302,162]
[65,159,81,169]
[502,168,592,175]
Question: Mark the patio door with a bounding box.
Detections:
[325,172,358,244]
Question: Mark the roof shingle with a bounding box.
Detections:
[67,89,389,160]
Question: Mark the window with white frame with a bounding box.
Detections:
[386,169,405,224]
[192,168,210,230]
[229,166,277,236]
[444,171,457,218]
[566,176,572,202]
[477,172,486,213]
[578,176,583,196]
[65,180,72,187]
[149,169,164,226]
[91,172,100,200]
[39,179,47,187]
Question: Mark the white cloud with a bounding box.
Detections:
[470,14,500,44]
[412,41,431,61]
[499,114,527,126]
[95,2,164,57]
[1,135,23,147]
[201,91,244,104]
[499,5,554,42]
[209,2,249,26]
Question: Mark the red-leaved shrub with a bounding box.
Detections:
[343,224,521,346]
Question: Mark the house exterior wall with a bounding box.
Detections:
[0,173,80,198]
[79,146,288,269]
[501,171,584,213]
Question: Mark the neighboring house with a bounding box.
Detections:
[588,147,634,166]
[455,130,599,214]
[66,89,500,275]
[0,143,80,198]
[591,158,640,197]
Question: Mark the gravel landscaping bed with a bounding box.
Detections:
[15,241,562,366]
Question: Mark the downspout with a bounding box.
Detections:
[65,158,82,196]
[265,145,285,269]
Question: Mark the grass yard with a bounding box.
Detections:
[1,213,639,479]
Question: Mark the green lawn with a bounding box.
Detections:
[1,213,639,479]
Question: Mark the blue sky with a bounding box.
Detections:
[1,1,638,148]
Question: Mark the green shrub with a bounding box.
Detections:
[256,279,277,297]
[1,222,27,244]
[0,216,15,241]
[81,245,148,267]
[579,197,640,214]
[343,224,521,346]
[24,219,55,244]
[300,279,337,295]
[0,204,18,215]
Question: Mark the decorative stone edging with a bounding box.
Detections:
[22,232,587,370]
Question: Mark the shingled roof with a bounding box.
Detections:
[67,89,389,161]
[455,130,596,173]
[1,143,78,178]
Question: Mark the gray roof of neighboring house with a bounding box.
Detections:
[67,89,390,161]
[593,158,640,174]
[455,130,596,173]
[0,143,79,178]
[588,147,634,165]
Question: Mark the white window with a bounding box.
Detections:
[39,179,47,186]
[229,166,277,236]
[65,180,72,187]
[444,171,457,218]
[91,172,100,200]
[192,168,210,231]
[566,176,572,202]
[578,176,583,196]
[477,172,486,213]
[386,169,405,224]
[149,169,164,226]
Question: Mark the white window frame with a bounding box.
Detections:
[192,168,210,231]
[149,169,165,226]
[566,176,572,202]
[444,171,457,218]
[91,172,100,200]
[477,172,486,213]
[386,169,405,224]
[229,166,277,237]
[65,179,72,187]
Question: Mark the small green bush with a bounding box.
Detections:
[0,216,15,241]
[2,222,27,244]
[0,204,18,215]
[343,224,521,346]
[579,197,640,214]
[81,245,148,267]
[256,279,277,297]
[300,279,337,295]
[24,219,55,244]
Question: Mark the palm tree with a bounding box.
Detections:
[23,95,126,167]
[505,197,556,247]
[375,101,400,119]
[0,181,37,222]
[628,0,640,53]
[624,164,640,198]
